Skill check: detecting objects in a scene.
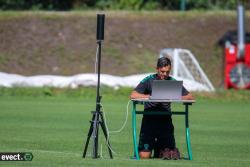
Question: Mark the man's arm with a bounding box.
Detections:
[130,90,150,99]
[182,92,195,100]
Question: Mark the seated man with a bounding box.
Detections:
[130,57,194,160]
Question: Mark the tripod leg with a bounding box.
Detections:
[100,113,113,158]
[83,115,95,158]
[92,111,100,158]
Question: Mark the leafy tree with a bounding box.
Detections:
[0,0,248,10]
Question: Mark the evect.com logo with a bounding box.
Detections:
[0,152,33,161]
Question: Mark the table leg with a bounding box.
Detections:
[185,104,193,160]
[132,102,140,160]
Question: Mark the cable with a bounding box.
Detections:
[100,100,132,156]
[100,144,103,158]
[95,43,99,74]
[109,100,131,133]
[100,103,117,155]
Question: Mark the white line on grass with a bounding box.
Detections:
[19,148,81,156]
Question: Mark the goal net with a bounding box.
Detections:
[159,48,215,91]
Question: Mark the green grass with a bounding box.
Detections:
[0,89,250,166]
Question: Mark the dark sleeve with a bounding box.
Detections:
[182,86,189,96]
[134,81,148,94]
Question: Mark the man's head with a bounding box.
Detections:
[156,57,171,80]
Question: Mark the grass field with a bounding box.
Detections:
[0,89,250,167]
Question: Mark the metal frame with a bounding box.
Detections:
[131,99,194,160]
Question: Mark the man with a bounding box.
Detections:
[130,57,194,159]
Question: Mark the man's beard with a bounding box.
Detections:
[157,74,167,80]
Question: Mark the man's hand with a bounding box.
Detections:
[130,91,150,99]
[182,93,195,100]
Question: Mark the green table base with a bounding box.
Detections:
[131,100,193,160]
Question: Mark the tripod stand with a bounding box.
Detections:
[82,38,113,158]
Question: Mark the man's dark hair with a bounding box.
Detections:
[157,57,171,68]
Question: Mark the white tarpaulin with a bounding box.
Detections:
[0,72,211,91]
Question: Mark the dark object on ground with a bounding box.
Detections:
[160,148,180,160]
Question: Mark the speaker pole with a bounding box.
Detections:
[83,14,113,159]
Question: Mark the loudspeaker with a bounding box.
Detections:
[96,14,105,41]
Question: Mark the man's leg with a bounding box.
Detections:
[157,116,176,147]
[153,139,160,158]
[157,116,177,159]
[138,118,155,159]
[138,133,155,159]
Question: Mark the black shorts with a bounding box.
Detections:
[138,115,176,154]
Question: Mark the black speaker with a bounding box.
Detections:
[96,14,105,41]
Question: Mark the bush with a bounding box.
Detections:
[0,0,245,11]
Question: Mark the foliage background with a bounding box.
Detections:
[0,0,249,11]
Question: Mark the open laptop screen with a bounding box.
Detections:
[149,80,183,100]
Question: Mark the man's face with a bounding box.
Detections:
[156,65,171,80]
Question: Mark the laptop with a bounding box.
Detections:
[149,80,183,100]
